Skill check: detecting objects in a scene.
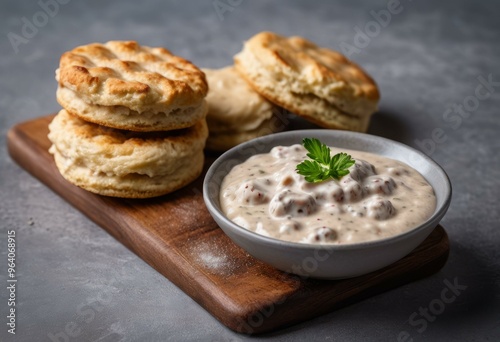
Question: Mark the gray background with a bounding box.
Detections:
[1,0,499,341]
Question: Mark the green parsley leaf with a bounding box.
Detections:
[296,160,330,183]
[303,137,331,165]
[296,138,355,183]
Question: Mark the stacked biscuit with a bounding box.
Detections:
[48,41,209,198]
[202,66,282,151]
[201,32,380,152]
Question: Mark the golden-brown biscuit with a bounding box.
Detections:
[56,40,208,131]
[234,32,380,132]
[48,109,207,198]
[202,66,283,151]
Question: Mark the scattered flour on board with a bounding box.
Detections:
[192,240,237,275]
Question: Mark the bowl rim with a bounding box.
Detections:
[203,129,452,251]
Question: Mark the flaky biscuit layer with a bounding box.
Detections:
[234,32,379,132]
[57,86,207,132]
[48,109,207,198]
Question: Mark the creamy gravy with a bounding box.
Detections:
[220,144,436,244]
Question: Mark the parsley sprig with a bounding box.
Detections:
[296,138,355,183]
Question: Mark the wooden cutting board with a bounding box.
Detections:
[7,115,450,334]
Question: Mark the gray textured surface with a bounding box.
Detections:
[0,0,499,341]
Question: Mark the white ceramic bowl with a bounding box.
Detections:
[203,130,452,279]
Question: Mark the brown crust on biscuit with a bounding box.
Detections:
[57,41,208,113]
[249,32,379,101]
[234,32,379,132]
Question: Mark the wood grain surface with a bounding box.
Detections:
[7,115,450,334]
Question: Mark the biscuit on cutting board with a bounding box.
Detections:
[48,109,208,198]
